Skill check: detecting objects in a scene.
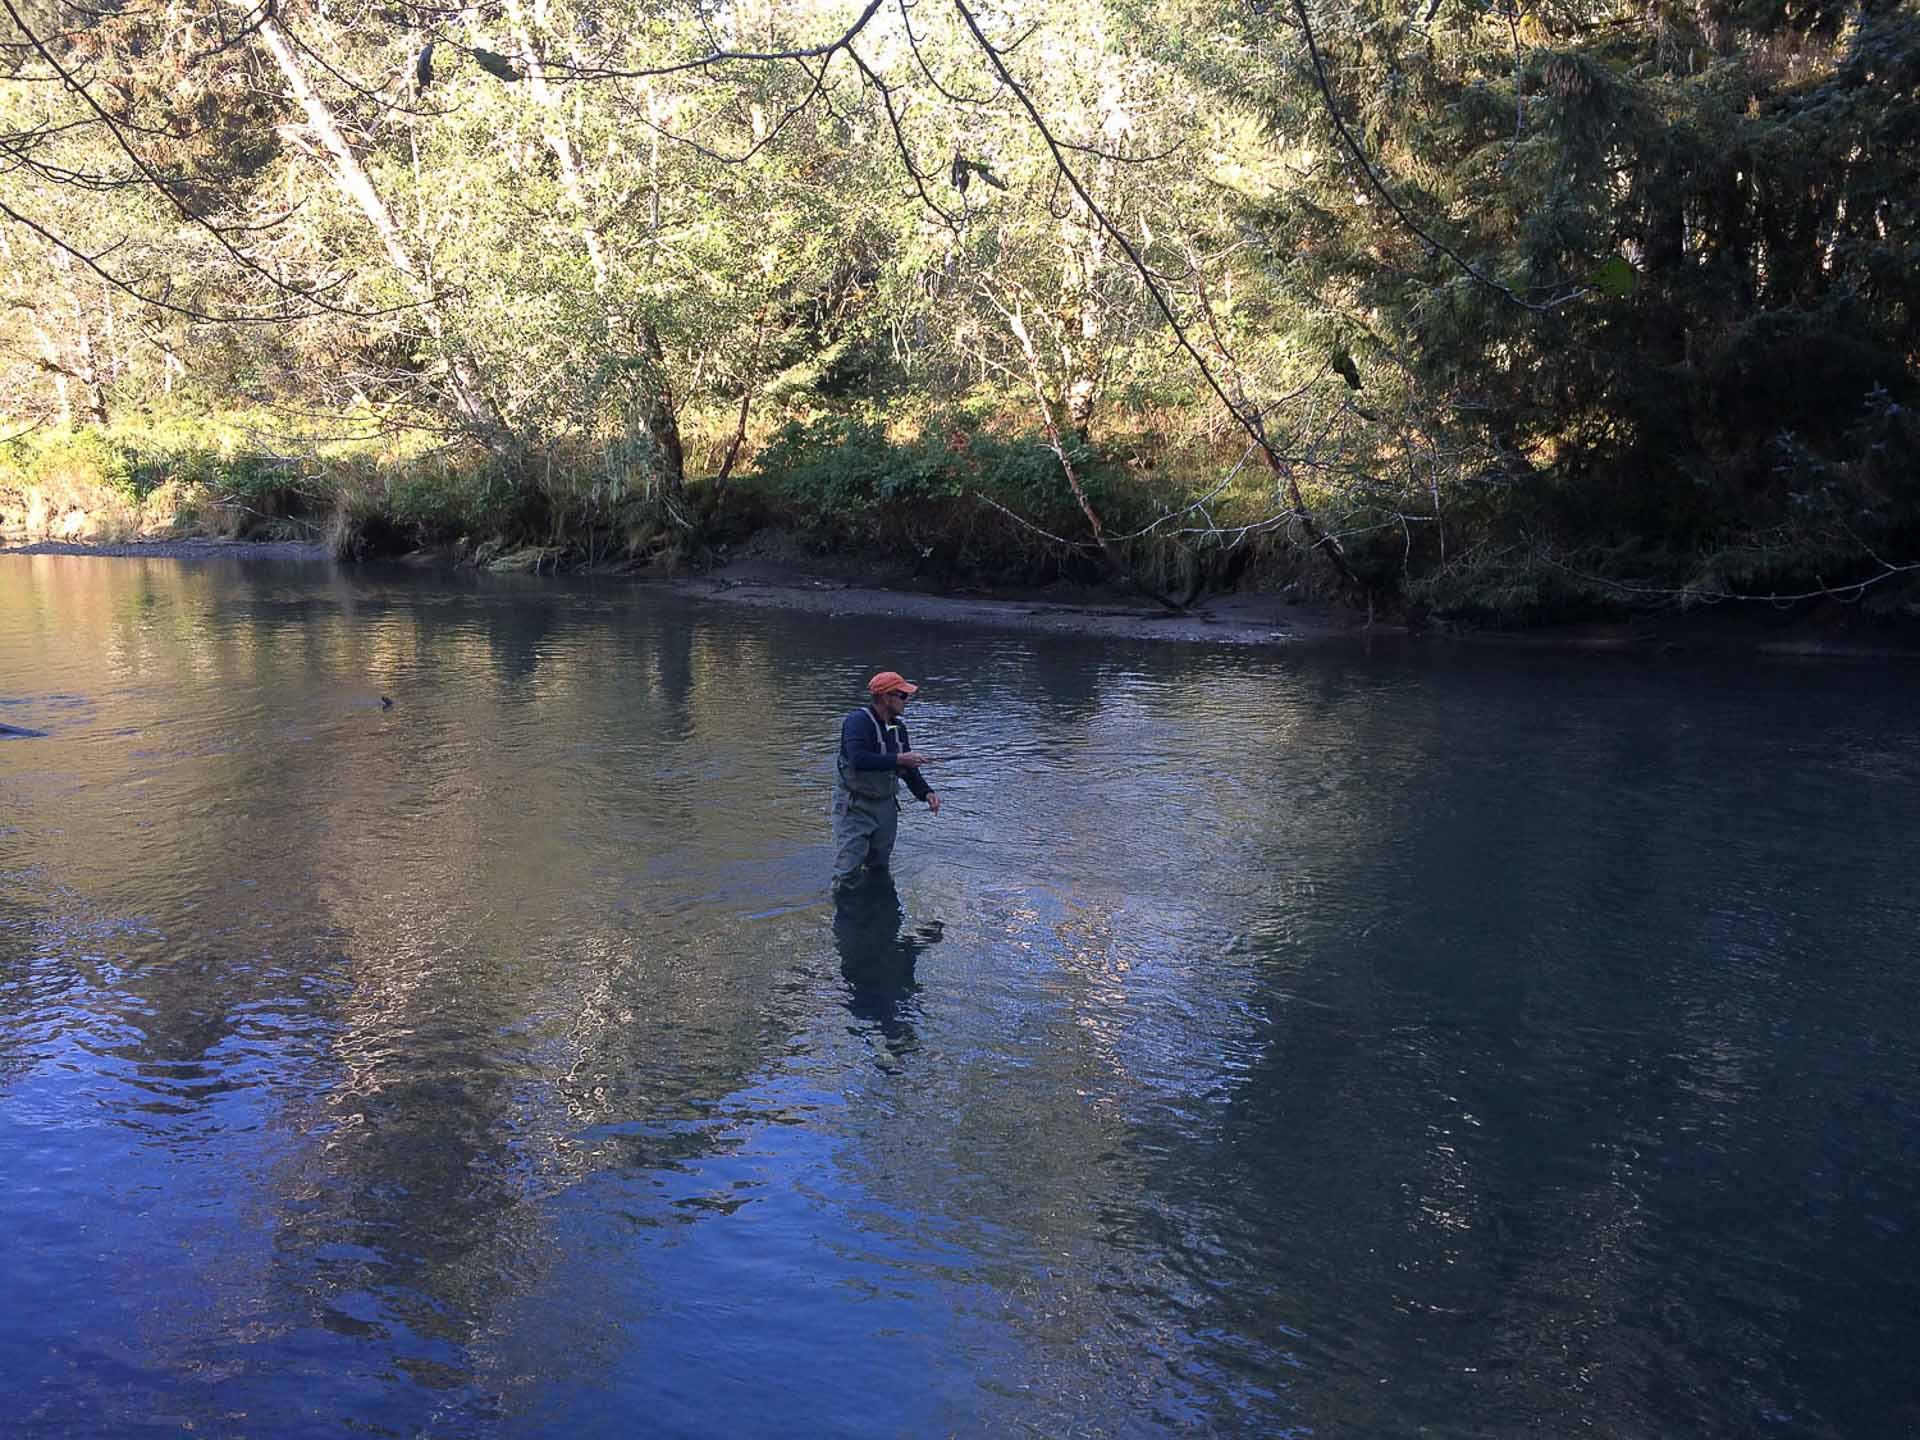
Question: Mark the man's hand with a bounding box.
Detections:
[927,792,941,816]
[896,750,928,768]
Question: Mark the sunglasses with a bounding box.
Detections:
[886,691,912,700]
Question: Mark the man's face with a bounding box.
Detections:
[874,688,911,721]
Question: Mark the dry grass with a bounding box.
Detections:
[0,466,181,542]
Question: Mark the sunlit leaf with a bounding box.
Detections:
[1593,255,1638,298]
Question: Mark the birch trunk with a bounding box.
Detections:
[5,230,77,425]
[508,0,685,491]
[49,245,108,425]
[249,9,511,449]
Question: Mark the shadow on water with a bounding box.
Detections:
[832,873,943,1063]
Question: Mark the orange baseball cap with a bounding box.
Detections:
[867,671,918,695]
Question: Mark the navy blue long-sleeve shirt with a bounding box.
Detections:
[839,706,932,801]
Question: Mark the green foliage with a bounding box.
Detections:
[1591,256,1638,299]
[749,416,969,521]
[0,419,327,540]
[1776,388,1920,548]
[384,466,490,531]
[4,429,136,496]
[3,0,1915,616]
[128,445,297,504]
[745,411,1151,536]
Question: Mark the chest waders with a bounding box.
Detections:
[832,709,901,886]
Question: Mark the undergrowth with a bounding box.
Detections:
[4,398,1915,629]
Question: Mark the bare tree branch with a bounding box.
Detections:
[848,47,964,229]
[0,198,332,322]
[895,0,997,106]
[949,0,1365,592]
[609,60,830,166]
[0,0,405,319]
[541,0,887,82]
[1542,553,1920,607]
[183,0,275,66]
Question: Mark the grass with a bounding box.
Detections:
[5,398,1912,630]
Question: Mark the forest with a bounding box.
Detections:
[2,0,1916,621]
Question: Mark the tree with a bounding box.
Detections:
[1155,0,1919,583]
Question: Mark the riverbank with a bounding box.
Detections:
[8,534,1917,659]
[678,565,1920,659]
[8,419,1916,661]
[0,537,330,561]
[673,559,1364,649]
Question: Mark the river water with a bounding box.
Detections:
[2,554,1916,1439]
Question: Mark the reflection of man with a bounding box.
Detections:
[831,670,939,892]
[833,873,942,1063]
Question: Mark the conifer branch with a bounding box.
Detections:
[1288,0,1582,313]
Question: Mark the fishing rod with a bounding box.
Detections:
[911,747,1175,764]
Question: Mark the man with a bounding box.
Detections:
[832,671,940,890]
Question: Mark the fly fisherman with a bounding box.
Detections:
[832,671,940,891]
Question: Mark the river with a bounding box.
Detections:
[2,554,1916,1438]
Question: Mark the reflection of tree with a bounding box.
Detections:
[2,570,1497,1434]
[1,561,852,1420]
[0,835,61,1093]
[481,591,568,692]
[16,559,1916,1435]
[1154,656,1920,1434]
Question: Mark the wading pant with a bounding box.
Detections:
[832,788,898,887]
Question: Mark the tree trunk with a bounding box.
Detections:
[1059,204,1106,439]
[49,246,108,425]
[33,332,73,425]
[713,303,771,489]
[4,230,73,424]
[633,315,686,490]
[510,0,609,292]
[714,390,752,488]
[249,8,511,449]
[1006,306,1182,611]
[510,0,685,492]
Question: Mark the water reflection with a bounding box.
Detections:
[3,555,1920,1439]
[833,872,942,1065]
